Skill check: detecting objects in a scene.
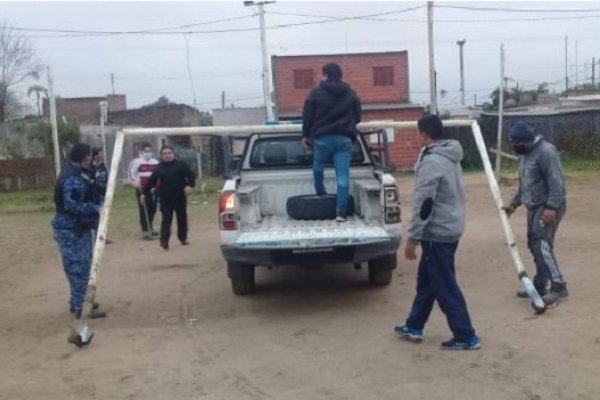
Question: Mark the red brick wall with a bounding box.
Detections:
[362,108,424,170]
[272,52,409,115]
[109,105,197,127]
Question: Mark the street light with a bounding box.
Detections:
[456,39,466,106]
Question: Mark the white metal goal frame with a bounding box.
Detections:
[69,119,546,347]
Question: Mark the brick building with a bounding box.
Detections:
[272,51,424,169]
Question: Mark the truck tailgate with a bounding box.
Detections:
[234,215,393,249]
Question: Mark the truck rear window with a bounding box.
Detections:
[249,136,365,168]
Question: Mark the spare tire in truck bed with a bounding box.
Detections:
[286,194,355,220]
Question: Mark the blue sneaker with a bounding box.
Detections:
[441,335,481,350]
[393,325,423,342]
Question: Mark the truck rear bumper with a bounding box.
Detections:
[221,238,401,267]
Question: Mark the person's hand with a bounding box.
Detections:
[542,208,556,225]
[133,182,142,190]
[502,204,517,218]
[139,194,145,205]
[404,242,418,261]
[184,186,192,196]
[302,137,312,148]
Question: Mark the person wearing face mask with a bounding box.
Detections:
[128,143,159,239]
[141,145,196,250]
[502,122,568,305]
[52,143,107,321]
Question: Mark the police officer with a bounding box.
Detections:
[52,143,106,319]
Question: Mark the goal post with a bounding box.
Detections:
[70,119,545,347]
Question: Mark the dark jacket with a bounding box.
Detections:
[510,137,566,210]
[302,80,361,141]
[52,162,100,231]
[144,159,196,201]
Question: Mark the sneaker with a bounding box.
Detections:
[316,189,328,196]
[180,240,190,245]
[142,231,152,240]
[542,286,569,304]
[441,335,481,350]
[160,241,169,250]
[335,215,347,222]
[151,230,159,237]
[393,325,423,343]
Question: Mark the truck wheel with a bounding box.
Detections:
[368,254,396,286]
[228,262,255,295]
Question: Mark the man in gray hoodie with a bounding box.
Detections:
[503,122,568,304]
[394,114,480,350]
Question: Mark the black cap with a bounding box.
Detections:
[509,122,535,143]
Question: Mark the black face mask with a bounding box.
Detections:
[512,144,529,155]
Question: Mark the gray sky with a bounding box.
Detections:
[3,1,600,113]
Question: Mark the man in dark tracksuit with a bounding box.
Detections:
[394,115,480,350]
[52,144,106,319]
[142,145,196,250]
[302,62,362,222]
[503,122,568,304]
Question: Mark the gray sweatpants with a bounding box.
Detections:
[527,203,567,291]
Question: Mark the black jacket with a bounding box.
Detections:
[91,162,108,202]
[144,159,196,201]
[302,80,362,141]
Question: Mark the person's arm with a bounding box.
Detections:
[143,169,159,196]
[353,92,362,124]
[407,160,441,245]
[62,177,99,216]
[302,93,315,139]
[540,147,566,210]
[184,163,196,188]
[128,158,141,188]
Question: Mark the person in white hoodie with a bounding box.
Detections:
[393,114,480,351]
[128,143,159,239]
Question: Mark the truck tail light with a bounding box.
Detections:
[219,190,237,230]
[384,186,401,224]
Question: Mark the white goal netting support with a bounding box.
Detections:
[70,119,545,347]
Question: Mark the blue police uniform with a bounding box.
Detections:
[52,162,99,315]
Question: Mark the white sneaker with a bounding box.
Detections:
[335,215,347,222]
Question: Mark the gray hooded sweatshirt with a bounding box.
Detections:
[408,139,465,244]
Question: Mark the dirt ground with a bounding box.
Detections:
[1,173,599,400]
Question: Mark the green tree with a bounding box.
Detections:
[29,119,81,161]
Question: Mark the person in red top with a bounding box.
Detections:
[128,143,159,239]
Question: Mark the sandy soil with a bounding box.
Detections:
[1,173,599,400]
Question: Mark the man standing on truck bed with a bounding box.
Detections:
[302,62,362,222]
[393,114,480,350]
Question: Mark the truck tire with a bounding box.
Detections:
[368,253,396,286]
[228,262,255,295]
[286,194,354,220]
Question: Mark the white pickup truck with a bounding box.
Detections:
[218,128,402,294]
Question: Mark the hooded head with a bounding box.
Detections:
[322,62,343,82]
[509,122,536,154]
[70,143,92,167]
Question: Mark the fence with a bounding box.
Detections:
[0,157,55,191]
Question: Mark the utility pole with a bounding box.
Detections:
[110,73,115,95]
[495,44,505,182]
[221,91,226,109]
[244,1,275,121]
[575,40,579,89]
[99,101,108,166]
[592,57,595,88]
[47,66,61,177]
[427,1,437,114]
[565,36,568,97]
[456,39,466,106]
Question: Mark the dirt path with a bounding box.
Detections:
[1,174,599,399]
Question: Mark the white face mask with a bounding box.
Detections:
[142,151,152,161]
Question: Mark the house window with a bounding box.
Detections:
[293,69,314,89]
[373,66,394,86]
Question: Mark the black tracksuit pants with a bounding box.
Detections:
[135,189,156,233]
[160,197,188,244]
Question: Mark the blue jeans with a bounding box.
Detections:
[405,241,476,342]
[312,134,353,215]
